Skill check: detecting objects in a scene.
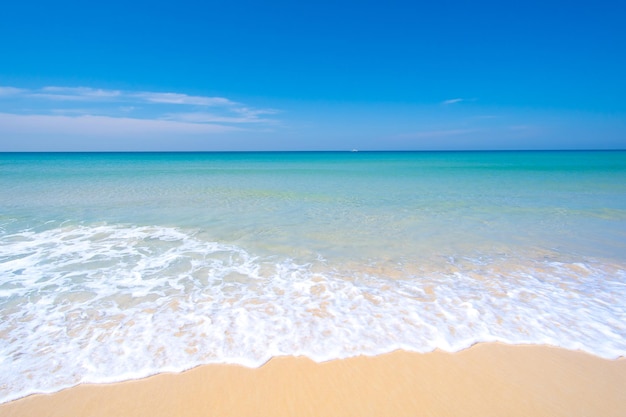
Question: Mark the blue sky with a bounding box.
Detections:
[0,0,624,151]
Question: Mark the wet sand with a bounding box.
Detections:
[2,343,625,417]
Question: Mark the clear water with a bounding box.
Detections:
[1,151,625,402]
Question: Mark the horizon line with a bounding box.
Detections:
[1,149,625,154]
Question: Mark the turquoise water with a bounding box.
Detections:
[1,151,626,402]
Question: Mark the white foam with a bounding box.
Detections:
[0,223,625,404]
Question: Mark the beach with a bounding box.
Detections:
[2,343,625,417]
[2,0,625,409]
[1,151,625,408]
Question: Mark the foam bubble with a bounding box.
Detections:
[1,223,625,403]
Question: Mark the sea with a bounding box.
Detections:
[1,150,625,403]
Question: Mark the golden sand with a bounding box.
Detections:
[2,343,625,417]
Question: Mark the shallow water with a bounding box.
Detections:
[1,151,625,403]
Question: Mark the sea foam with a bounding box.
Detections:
[1,223,625,404]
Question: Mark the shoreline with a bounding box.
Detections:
[2,343,625,417]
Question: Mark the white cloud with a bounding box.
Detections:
[133,92,235,106]
[0,85,282,150]
[3,85,245,108]
[0,85,279,130]
[31,86,122,101]
[27,87,231,106]
[41,86,122,97]
[442,97,479,105]
[233,107,279,116]
[166,111,278,125]
[0,86,24,96]
[49,108,96,115]
[0,113,240,136]
[442,98,464,105]
[397,129,477,139]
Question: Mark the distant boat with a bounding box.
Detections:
[351,149,358,152]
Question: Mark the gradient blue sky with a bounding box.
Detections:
[1,0,624,151]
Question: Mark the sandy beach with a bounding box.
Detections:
[2,343,625,417]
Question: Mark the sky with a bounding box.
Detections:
[0,0,625,151]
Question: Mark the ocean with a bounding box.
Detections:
[1,150,625,403]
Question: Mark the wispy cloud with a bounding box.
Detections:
[443,98,464,105]
[0,86,278,125]
[0,86,24,96]
[0,113,238,135]
[0,85,279,139]
[35,86,123,100]
[166,108,280,125]
[397,128,478,139]
[133,92,235,106]
[442,97,478,105]
[10,85,236,107]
